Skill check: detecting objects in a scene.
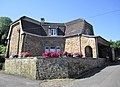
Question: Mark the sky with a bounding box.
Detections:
[0,0,120,41]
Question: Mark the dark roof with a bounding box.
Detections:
[9,16,92,37]
[65,18,85,36]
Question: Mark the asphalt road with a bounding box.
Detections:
[0,61,120,87]
[67,61,120,87]
[0,72,41,87]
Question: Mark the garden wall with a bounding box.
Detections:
[5,57,106,80]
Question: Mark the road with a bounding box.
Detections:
[0,61,120,87]
[0,72,41,87]
[67,61,120,87]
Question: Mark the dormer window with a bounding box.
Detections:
[85,29,89,35]
[49,28,58,36]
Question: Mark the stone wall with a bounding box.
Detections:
[5,58,37,79]
[24,34,65,56]
[5,57,106,80]
[65,36,80,53]
[81,36,97,58]
[8,22,23,56]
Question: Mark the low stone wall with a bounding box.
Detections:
[5,57,37,79]
[5,57,106,80]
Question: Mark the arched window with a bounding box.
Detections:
[85,46,93,57]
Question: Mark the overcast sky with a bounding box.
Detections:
[0,0,120,41]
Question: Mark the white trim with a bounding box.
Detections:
[19,20,24,35]
[50,28,58,36]
[45,47,50,52]
[56,46,61,52]
[7,21,20,40]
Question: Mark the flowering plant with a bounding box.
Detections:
[63,51,83,58]
[42,52,62,58]
[20,52,30,57]
[73,52,83,58]
[63,51,73,57]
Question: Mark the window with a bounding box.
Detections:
[50,47,56,52]
[56,46,60,52]
[49,29,57,36]
[85,29,89,35]
[45,46,61,52]
[45,47,49,52]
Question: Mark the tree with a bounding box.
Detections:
[110,40,120,48]
[0,17,12,45]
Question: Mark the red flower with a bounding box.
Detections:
[20,52,30,57]
[42,52,62,58]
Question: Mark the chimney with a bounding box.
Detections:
[40,18,45,25]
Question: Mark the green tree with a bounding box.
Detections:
[110,40,120,48]
[0,17,12,45]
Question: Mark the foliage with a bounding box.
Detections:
[42,52,62,58]
[64,52,73,57]
[110,40,120,48]
[0,63,4,70]
[0,17,12,45]
[73,52,83,57]
[20,52,30,57]
[63,51,83,58]
[0,45,6,54]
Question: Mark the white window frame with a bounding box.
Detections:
[56,46,61,52]
[45,47,50,52]
[50,28,57,36]
[50,47,56,52]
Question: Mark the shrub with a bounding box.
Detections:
[63,51,83,58]
[0,63,4,70]
[63,51,73,57]
[42,52,62,58]
[73,52,83,58]
[0,45,6,54]
[20,52,30,57]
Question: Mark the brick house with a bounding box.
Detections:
[6,16,111,58]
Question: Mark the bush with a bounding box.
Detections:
[19,52,30,57]
[73,52,83,58]
[42,52,62,58]
[0,57,5,63]
[0,45,6,54]
[63,51,73,57]
[0,63,4,70]
[63,51,83,58]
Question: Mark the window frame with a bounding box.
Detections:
[45,47,50,52]
[49,28,58,36]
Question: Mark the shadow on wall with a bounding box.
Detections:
[79,59,120,79]
[77,66,106,79]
